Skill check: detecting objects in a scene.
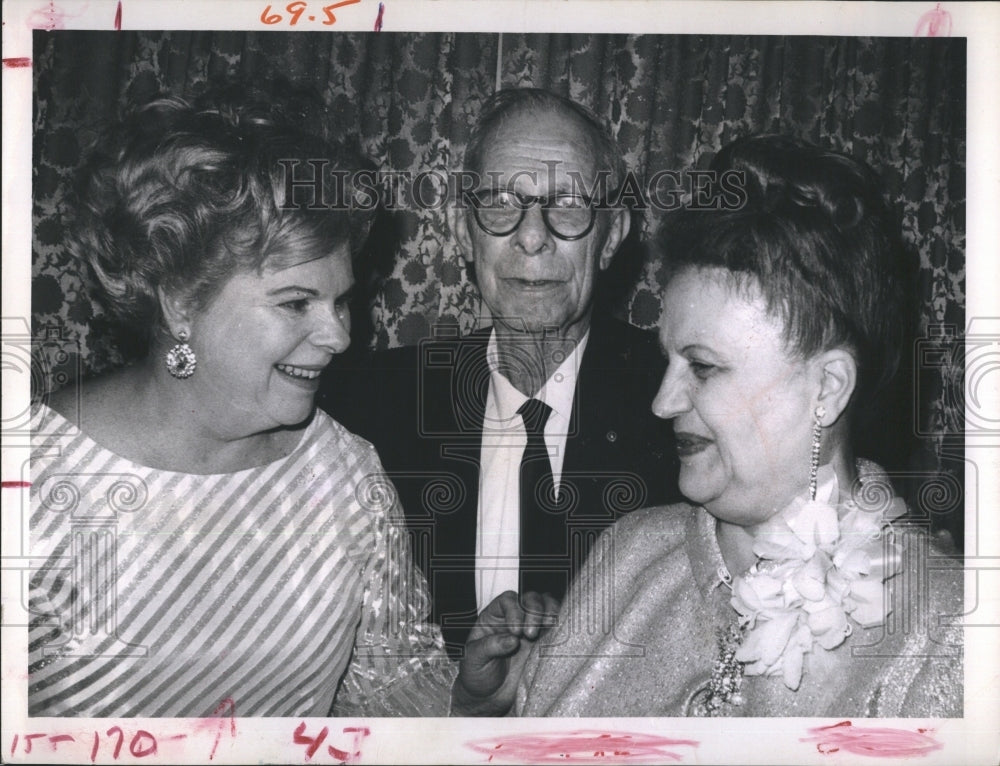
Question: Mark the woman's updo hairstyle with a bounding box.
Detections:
[70,80,372,354]
[658,134,916,416]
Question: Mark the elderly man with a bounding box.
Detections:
[320,88,679,656]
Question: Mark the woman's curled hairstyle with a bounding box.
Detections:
[71,86,372,354]
[659,134,916,418]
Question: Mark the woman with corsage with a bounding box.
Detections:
[28,87,538,717]
[513,135,963,717]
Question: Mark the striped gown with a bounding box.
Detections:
[28,404,456,717]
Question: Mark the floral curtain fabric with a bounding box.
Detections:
[30,31,965,540]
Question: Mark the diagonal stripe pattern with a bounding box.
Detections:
[28,405,455,717]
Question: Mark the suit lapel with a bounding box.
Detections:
[564,322,620,520]
[433,329,488,557]
[424,329,490,650]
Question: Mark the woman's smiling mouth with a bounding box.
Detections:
[275,363,323,381]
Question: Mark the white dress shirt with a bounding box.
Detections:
[475,329,589,611]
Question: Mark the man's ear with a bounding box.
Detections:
[157,285,194,340]
[446,206,475,264]
[598,208,631,271]
[813,348,858,425]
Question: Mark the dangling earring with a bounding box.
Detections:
[165,330,197,379]
[809,405,826,501]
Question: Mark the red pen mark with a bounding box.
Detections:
[802,721,944,758]
[49,734,75,750]
[22,734,46,754]
[1,480,31,486]
[10,735,18,757]
[915,3,952,36]
[294,721,329,760]
[129,730,157,757]
[114,0,122,30]
[374,2,384,31]
[106,726,126,759]
[466,731,699,764]
[2,58,31,68]
[206,697,237,760]
[335,727,369,763]
[90,731,99,763]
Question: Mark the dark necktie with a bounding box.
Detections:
[518,398,568,598]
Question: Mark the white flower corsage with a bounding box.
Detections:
[729,466,906,690]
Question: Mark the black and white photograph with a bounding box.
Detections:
[2,2,998,764]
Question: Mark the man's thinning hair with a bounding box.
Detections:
[463,88,626,194]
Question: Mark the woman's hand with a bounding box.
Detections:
[451,590,560,716]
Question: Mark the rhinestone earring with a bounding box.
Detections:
[809,405,826,501]
[165,330,197,379]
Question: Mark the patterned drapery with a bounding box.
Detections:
[31,31,965,542]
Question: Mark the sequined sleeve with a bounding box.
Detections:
[865,531,965,718]
[330,453,457,716]
[895,644,963,718]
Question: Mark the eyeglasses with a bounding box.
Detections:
[464,189,609,241]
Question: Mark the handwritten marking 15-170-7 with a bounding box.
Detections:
[11,727,163,762]
[7,706,368,764]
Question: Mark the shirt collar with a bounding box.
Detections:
[485,329,590,424]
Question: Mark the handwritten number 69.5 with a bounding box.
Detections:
[261,0,360,26]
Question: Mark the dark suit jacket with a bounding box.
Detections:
[318,315,680,656]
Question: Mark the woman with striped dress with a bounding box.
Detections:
[28,87,462,717]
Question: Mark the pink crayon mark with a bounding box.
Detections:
[466,731,699,764]
[2,58,32,68]
[114,0,122,30]
[802,721,944,758]
[26,2,66,30]
[206,697,237,760]
[2,480,31,487]
[915,3,952,36]
[374,2,384,31]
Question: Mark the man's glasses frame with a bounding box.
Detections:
[463,188,619,241]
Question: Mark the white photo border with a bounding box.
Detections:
[3,2,998,764]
